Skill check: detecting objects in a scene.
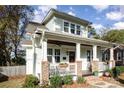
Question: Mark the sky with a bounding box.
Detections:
[33,5,124,34]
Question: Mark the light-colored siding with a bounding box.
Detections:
[45,16,88,38]
[81,46,92,70]
[45,17,55,31]
[26,47,34,74]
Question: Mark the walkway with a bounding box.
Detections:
[85,76,123,88]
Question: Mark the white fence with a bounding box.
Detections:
[0,65,26,77]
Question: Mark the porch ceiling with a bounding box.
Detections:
[48,40,75,46]
[45,31,113,48]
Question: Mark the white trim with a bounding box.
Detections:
[76,43,81,61]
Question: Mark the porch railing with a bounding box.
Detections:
[49,63,76,77]
[98,62,108,71]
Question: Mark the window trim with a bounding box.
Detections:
[63,20,83,36]
[117,51,122,61]
[47,48,53,63]
[54,49,60,63]
[64,21,69,33]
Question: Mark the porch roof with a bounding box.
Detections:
[45,30,114,48]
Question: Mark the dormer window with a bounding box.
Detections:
[64,22,69,32]
[76,25,81,35]
[70,24,75,34]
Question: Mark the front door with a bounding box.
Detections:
[87,50,92,71]
[69,51,75,63]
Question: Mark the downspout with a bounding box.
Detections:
[32,34,36,76]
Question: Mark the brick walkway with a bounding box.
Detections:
[85,76,123,88]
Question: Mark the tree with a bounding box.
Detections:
[0,6,34,66]
[102,29,124,44]
[88,27,100,39]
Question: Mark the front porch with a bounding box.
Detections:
[46,40,109,77]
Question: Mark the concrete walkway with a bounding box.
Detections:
[85,76,123,88]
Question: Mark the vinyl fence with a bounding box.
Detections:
[0,65,26,77]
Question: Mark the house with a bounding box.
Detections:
[22,9,124,84]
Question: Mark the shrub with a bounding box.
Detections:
[50,74,62,88]
[23,75,39,88]
[112,66,124,78]
[116,66,124,74]
[63,75,73,85]
[77,76,86,84]
[12,57,26,65]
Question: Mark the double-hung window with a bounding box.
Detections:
[70,24,75,34]
[64,22,69,32]
[55,49,60,63]
[47,48,53,63]
[117,51,122,61]
[76,25,81,35]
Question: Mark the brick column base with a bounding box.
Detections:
[76,61,82,76]
[41,61,49,84]
[92,61,99,72]
[109,60,115,69]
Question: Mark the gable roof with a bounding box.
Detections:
[41,8,92,26]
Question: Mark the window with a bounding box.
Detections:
[64,22,69,32]
[117,51,122,61]
[70,24,75,34]
[55,49,60,63]
[87,50,91,62]
[76,25,81,35]
[47,48,53,62]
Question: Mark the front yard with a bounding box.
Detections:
[0,76,25,88]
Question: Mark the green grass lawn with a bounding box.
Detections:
[0,77,25,88]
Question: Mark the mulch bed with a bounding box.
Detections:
[62,82,91,88]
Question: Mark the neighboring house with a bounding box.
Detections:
[22,9,124,84]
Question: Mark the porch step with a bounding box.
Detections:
[82,70,93,76]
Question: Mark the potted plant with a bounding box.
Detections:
[104,69,111,77]
[93,71,99,76]
[59,63,68,68]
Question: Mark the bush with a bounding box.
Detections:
[12,57,26,65]
[77,76,86,84]
[23,75,39,88]
[112,66,124,77]
[63,75,73,85]
[116,66,124,74]
[50,74,62,88]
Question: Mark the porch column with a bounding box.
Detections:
[42,39,47,61]
[109,48,115,69]
[41,39,49,85]
[92,45,99,72]
[76,43,82,76]
[93,45,98,61]
[76,43,81,60]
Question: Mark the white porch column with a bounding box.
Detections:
[76,43,81,61]
[42,39,47,61]
[75,43,82,76]
[93,45,99,61]
[110,48,114,61]
[109,48,115,69]
[41,39,49,84]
